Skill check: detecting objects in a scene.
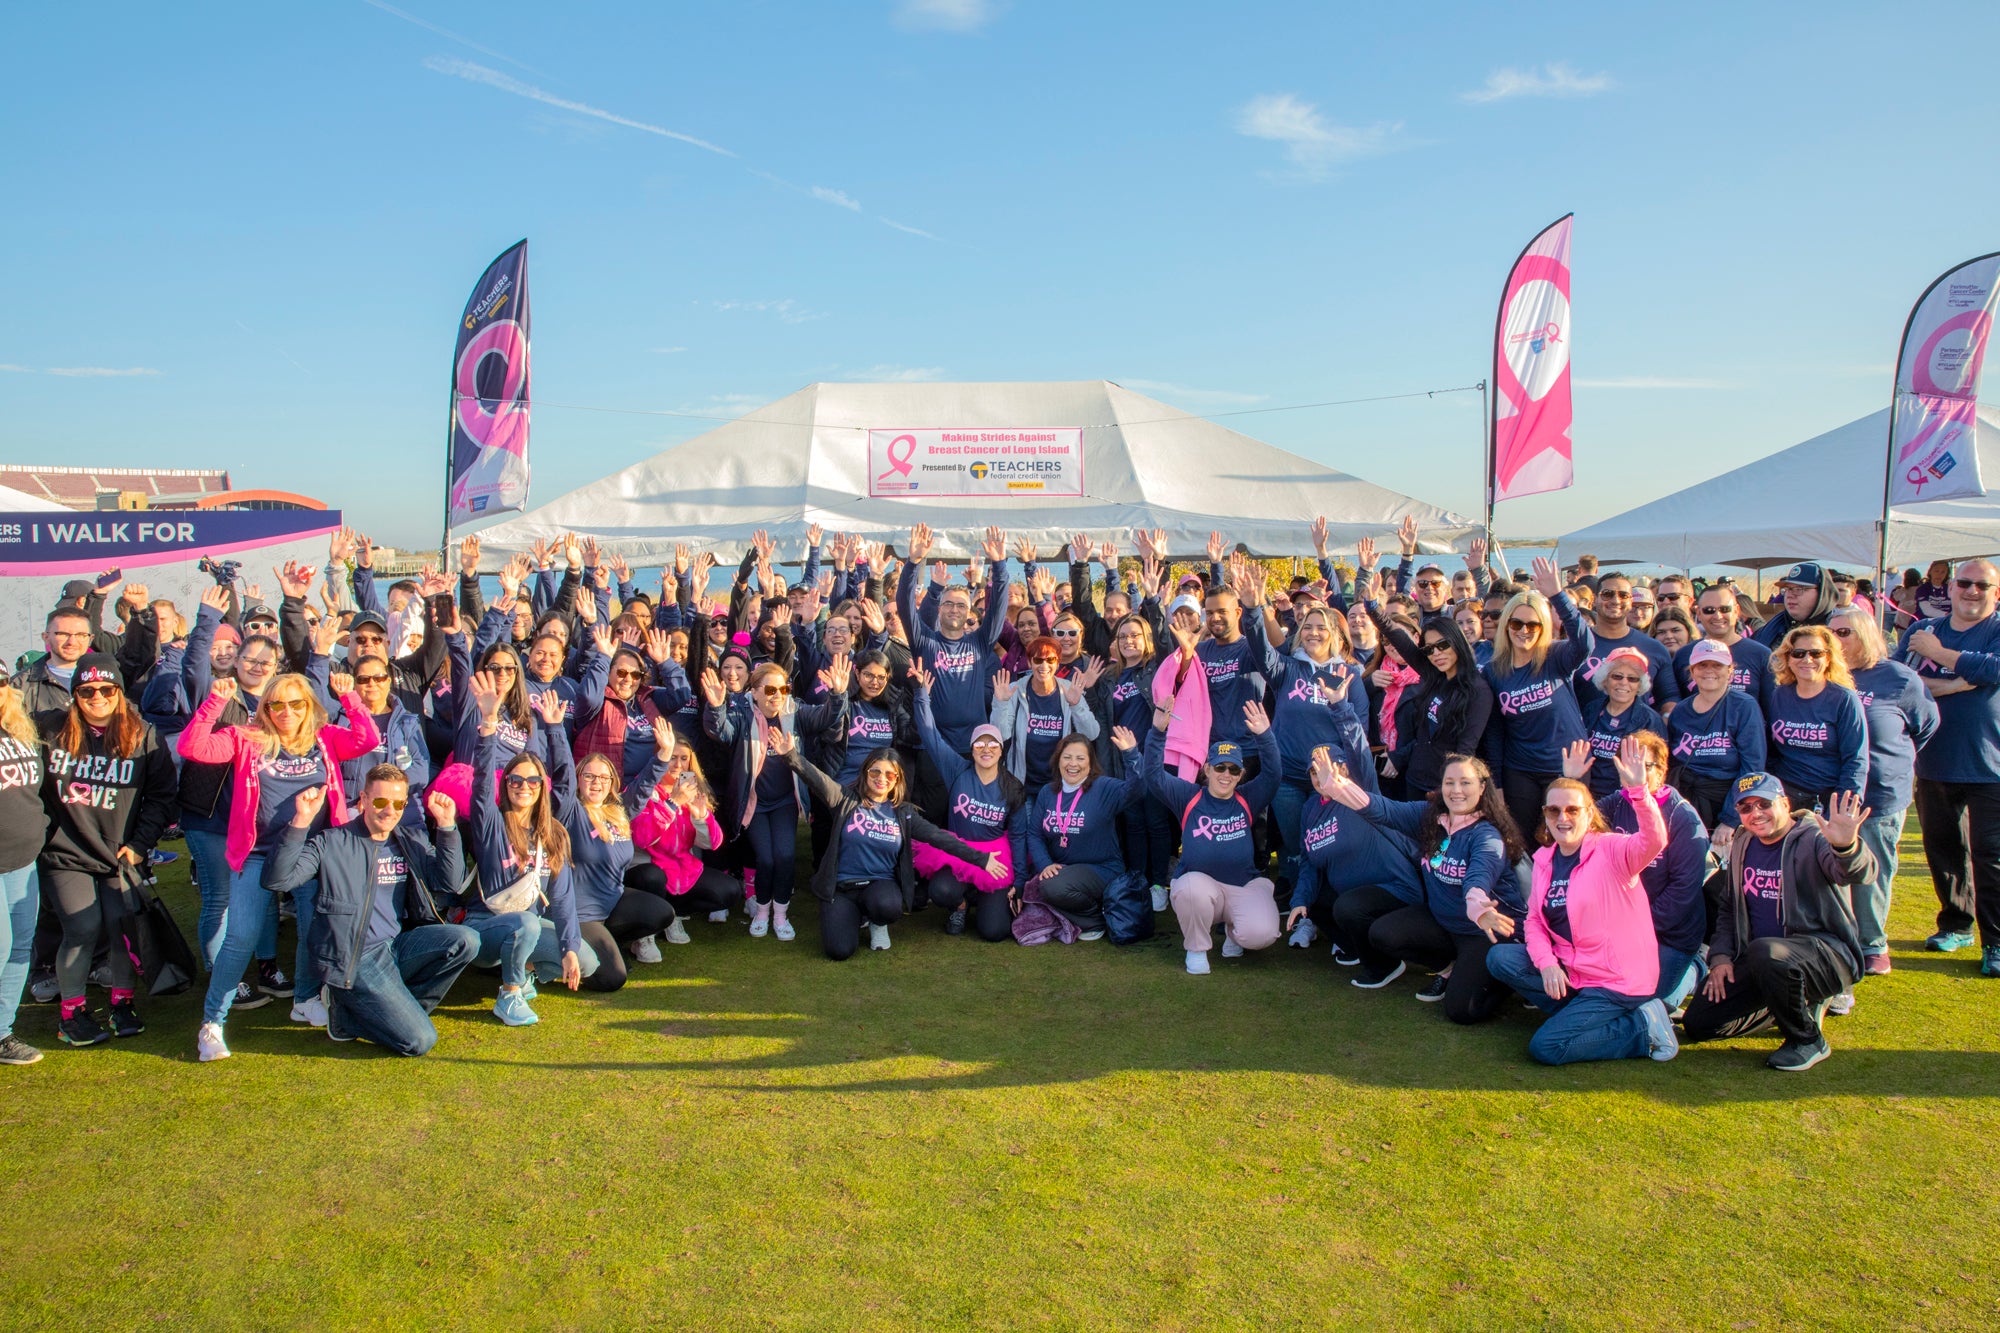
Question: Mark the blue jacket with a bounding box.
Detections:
[338,698,432,829]
[1598,786,1709,954]
[263,819,462,989]
[1359,795,1525,936]
[468,728,582,958]
[1290,793,1422,910]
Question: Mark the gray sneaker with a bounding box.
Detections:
[0,1035,44,1065]
[1766,1037,1831,1072]
[1639,998,1678,1061]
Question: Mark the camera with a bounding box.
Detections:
[198,555,242,587]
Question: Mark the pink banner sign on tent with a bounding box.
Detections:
[1490,214,1574,503]
[1887,251,2000,506]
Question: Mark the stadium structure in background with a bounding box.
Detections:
[0,464,324,513]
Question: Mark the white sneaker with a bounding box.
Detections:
[631,935,663,964]
[197,1022,231,1063]
[1288,918,1319,949]
[663,918,692,945]
[1826,991,1856,1017]
[1078,929,1106,942]
[1185,949,1211,975]
[290,993,328,1028]
[1220,927,1245,959]
[748,904,771,938]
[773,905,796,942]
[1150,885,1170,913]
[707,909,730,924]
[868,923,891,951]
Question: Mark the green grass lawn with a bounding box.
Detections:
[3,836,1997,1332]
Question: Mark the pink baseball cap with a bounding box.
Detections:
[970,724,1004,747]
[1687,640,1733,668]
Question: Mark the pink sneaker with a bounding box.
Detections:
[1865,953,1892,976]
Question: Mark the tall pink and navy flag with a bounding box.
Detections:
[1887,251,2000,506]
[1490,214,1574,503]
[447,239,532,526]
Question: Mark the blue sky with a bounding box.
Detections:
[5,1,1997,553]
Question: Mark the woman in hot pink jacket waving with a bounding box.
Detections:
[629,741,741,942]
[178,673,378,1055]
[1486,737,1682,1065]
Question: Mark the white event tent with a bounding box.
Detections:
[1561,405,2000,571]
[473,380,1479,562]
[0,483,68,512]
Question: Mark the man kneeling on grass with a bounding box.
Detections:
[251,766,480,1059]
[1679,772,1875,1073]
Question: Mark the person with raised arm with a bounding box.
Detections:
[1354,535,1489,799]
[259,773,479,1056]
[1323,754,1529,1020]
[900,524,1014,799]
[1282,743,1419,962]
[1484,738,1680,1065]
[1020,732,1150,942]
[1680,777,1875,1071]
[991,639,1104,790]
[1115,699,1281,975]
[630,740,740,939]
[1481,556,1596,838]
[909,661,1030,941]
[772,724,1001,960]
[1099,611,1173,910]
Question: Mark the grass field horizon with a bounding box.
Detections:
[4,836,1997,1332]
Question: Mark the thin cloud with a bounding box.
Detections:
[714,299,827,326]
[360,0,543,74]
[895,0,1000,32]
[653,346,688,355]
[44,366,163,378]
[0,364,32,374]
[810,186,862,212]
[1121,378,1269,408]
[877,216,938,239]
[423,57,734,156]
[841,365,947,382]
[1234,93,1402,180]
[1462,63,1613,104]
[1575,376,1728,390]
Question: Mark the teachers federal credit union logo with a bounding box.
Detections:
[969,461,989,479]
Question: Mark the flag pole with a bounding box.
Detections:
[441,382,456,569]
[1480,377,1494,559]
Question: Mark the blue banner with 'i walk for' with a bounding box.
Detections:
[448,240,532,527]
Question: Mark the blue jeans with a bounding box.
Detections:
[462,909,540,989]
[1273,781,1311,891]
[0,864,37,1040]
[1854,808,1906,958]
[185,828,276,972]
[328,925,480,1056]
[1487,942,1655,1065]
[202,854,321,1025]
[1657,945,1701,1009]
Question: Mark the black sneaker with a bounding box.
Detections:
[1330,942,1362,967]
[1350,960,1406,990]
[1415,973,1450,1003]
[1767,1037,1831,1072]
[58,1009,112,1047]
[256,961,291,997]
[230,981,272,1012]
[325,1002,355,1043]
[0,1034,44,1065]
[944,907,967,936]
[108,1000,145,1037]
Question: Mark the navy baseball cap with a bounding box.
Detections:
[1732,772,1785,807]
[1206,741,1244,769]
[1778,562,1822,588]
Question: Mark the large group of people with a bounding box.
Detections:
[2,517,1993,1077]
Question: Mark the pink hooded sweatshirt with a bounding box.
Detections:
[177,689,381,870]
[1523,785,1668,998]
[630,791,724,895]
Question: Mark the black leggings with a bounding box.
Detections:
[925,869,1013,943]
[1038,865,1108,933]
[820,880,903,961]
[624,861,739,916]
[1333,884,1509,1024]
[1502,768,1559,849]
[744,805,797,905]
[44,866,135,1002]
[1120,794,1176,888]
[578,890,677,993]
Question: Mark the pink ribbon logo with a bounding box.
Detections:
[1190,817,1216,841]
[876,433,917,487]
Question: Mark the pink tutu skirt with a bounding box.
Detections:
[913,833,1012,895]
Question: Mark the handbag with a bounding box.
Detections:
[482,843,547,916]
[117,863,197,997]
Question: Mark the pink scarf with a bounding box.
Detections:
[1377,660,1422,750]
[1151,652,1211,781]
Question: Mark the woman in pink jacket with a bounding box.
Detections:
[178,673,378,1060]
[629,742,741,943]
[1485,737,1682,1065]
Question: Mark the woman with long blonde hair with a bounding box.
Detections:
[0,681,46,1064]
[1766,624,1868,814]
[178,669,378,1062]
[1481,557,1597,837]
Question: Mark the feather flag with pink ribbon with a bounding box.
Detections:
[1490,214,1574,503]
[447,239,532,527]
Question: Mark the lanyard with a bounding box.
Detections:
[1052,786,1084,849]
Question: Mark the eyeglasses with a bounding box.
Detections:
[1031,656,1059,665]
[1787,648,1825,660]
[761,685,791,697]
[368,797,408,813]
[503,774,544,789]
[266,698,309,714]
[611,669,647,681]
[1508,618,1542,633]
[48,630,91,642]
[865,767,899,780]
[971,738,1002,748]
[1543,804,1588,818]
[1735,797,1773,812]
[488,665,518,676]
[578,769,614,784]
[1955,578,1995,592]
[1414,579,1445,590]
[1658,592,1684,603]
[1479,610,1500,622]
[1606,672,1644,685]
[1829,627,1855,639]
[1423,641,1453,657]
[1598,590,1632,603]
[74,684,119,701]
[352,632,386,645]
[1210,764,1243,776]
[355,673,391,685]
[1052,629,1081,638]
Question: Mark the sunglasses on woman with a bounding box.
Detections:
[761,684,791,697]
[1508,618,1541,633]
[503,774,544,789]
[1031,656,1058,666]
[611,668,647,681]
[266,698,309,714]
[74,684,119,701]
[354,673,391,685]
[1423,640,1453,657]
[1788,648,1825,660]
[1210,763,1243,776]
[1543,803,1588,818]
